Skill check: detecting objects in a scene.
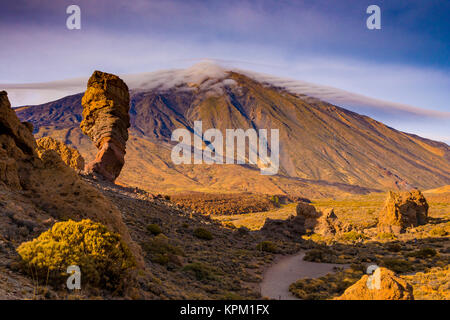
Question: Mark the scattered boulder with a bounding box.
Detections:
[261,215,306,238]
[80,70,130,182]
[378,190,429,234]
[261,202,349,238]
[296,202,319,230]
[36,137,85,171]
[297,203,350,236]
[315,208,349,237]
[336,267,414,300]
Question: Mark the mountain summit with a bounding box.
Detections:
[14,64,450,196]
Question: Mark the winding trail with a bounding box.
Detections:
[260,252,348,300]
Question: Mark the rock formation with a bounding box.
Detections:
[296,203,350,236]
[261,214,306,238]
[378,190,429,234]
[80,71,130,182]
[0,91,39,189]
[36,137,85,171]
[261,202,349,238]
[0,90,142,267]
[336,267,414,300]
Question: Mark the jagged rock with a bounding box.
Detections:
[36,137,84,171]
[0,90,143,268]
[261,202,349,238]
[261,202,316,237]
[336,267,414,300]
[0,91,38,189]
[377,190,429,234]
[80,71,130,182]
[296,202,319,230]
[315,208,339,236]
[261,215,306,237]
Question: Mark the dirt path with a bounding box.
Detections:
[260,252,348,300]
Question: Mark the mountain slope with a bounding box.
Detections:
[15,66,450,195]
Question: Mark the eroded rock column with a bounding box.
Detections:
[80,71,130,182]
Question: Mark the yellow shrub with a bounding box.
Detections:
[17,219,135,290]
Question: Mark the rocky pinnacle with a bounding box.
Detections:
[80,71,130,182]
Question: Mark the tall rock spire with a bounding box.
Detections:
[80,71,130,182]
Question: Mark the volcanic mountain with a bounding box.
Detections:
[13,63,450,197]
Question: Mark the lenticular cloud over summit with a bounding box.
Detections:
[2,61,449,142]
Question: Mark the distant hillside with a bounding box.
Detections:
[424,185,450,194]
[15,66,450,196]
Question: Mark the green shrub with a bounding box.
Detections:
[377,232,397,240]
[270,195,280,207]
[407,248,437,259]
[193,227,213,240]
[182,262,216,281]
[146,224,162,235]
[339,231,368,242]
[381,258,414,273]
[222,292,244,300]
[386,243,402,252]
[142,234,184,256]
[256,241,278,253]
[16,219,135,290]
[430,227,447,237]
[153,254,170,265]
[304,247,335,263]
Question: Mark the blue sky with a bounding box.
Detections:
[0,0,449,142]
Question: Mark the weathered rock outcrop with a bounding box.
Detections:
[336,267,414,300]
[0,91,39,189]
[80,71,130,182]
[0,91,142,267]
[378,190,429,234]
[261,202,349,238]
[297,203,350,236]
[315,208,351,236]
[36,137,85,171]
[261,214,306,238]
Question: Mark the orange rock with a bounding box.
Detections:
[0,91,38,189]
[336,267,414,300]
[36,137,84,171]
[80,71,130,182]
[378,190,428,234]
[0,90,143,267]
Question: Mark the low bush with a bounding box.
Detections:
[386,243,402,252]
[256,241,278,253]
[339,231,368,242]
[407,248,437,259]
[377,232,397,240]
[142,234,184,256]
[182,262,216,281]
[304,247,335,263]
[146,224,162,235]
[16,219,135,290]
[381,258,414,273]
[193,227,213,240]
[429,227,447,237]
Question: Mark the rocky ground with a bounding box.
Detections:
[0,174,305,299]
[84,177,303,299]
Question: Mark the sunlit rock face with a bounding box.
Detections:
[377,190,429,234]
[80,71,130,182]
